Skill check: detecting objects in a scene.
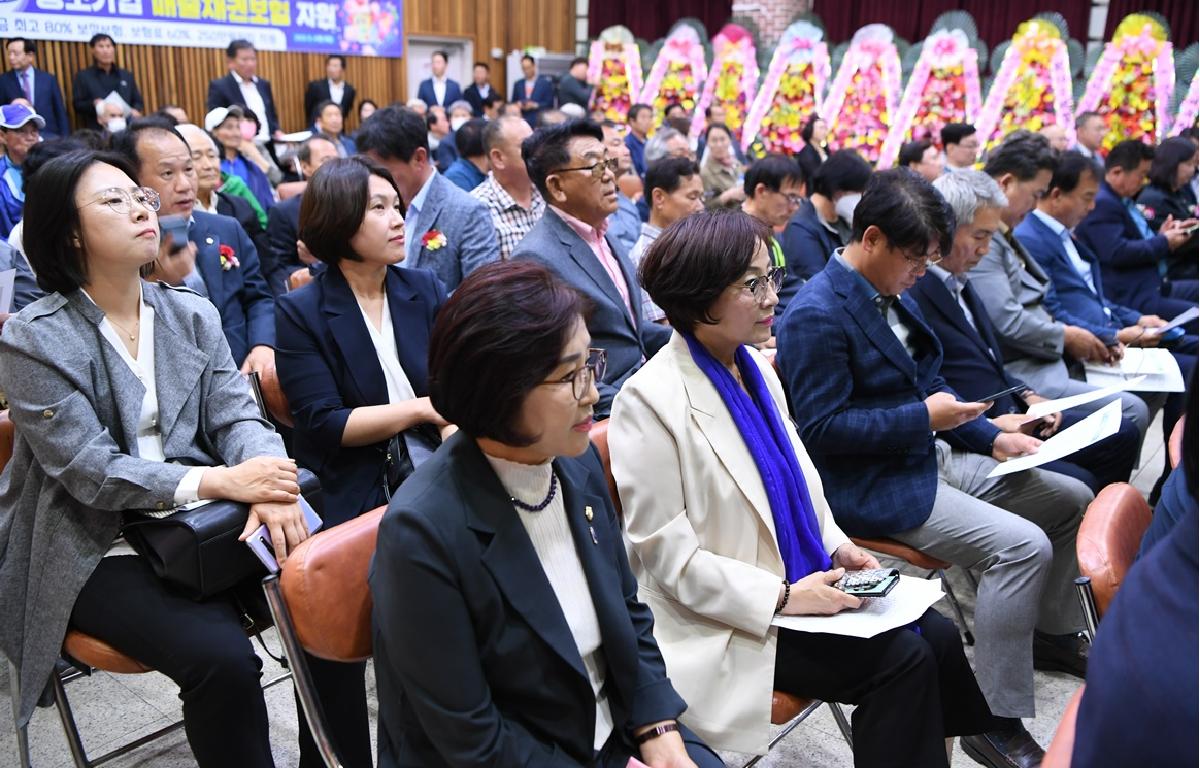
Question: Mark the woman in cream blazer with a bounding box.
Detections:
[609,210,996,766]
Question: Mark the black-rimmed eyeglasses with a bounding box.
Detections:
[734,266,785,302]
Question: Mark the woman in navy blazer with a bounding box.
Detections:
[369,261,721,768]
[275,156,448,768]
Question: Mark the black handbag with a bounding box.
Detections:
[123,469,322,600]
[381,424,442,500]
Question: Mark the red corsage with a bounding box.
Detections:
[218,244,240,271]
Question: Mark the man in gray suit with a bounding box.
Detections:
[511,120,671,417]
[356,105,500,291]
[969,131,1154,444]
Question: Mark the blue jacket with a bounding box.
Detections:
[1074,181,1169,312]
[0,68,69,137]
[908,272,1027,417]
[443,157,486,192]
[187,210,275,365]
[510,75,555,126]
[1016,211,1142,345]
[777,257,1000,536]
[404,172,500,292]
[369,432,687,766]
[417,78,463,109]
[779,198,842,317]
[275,264,445,525]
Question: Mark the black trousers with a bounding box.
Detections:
[69,555,275,768]
[773,608,996,768]
[296,655,371,768]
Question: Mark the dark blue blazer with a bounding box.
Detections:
[205,73,281,135]
[264,193,302,296]
[368,432,688,767]
[908,272,1026,417]
[188,210,275,365]
[416,78,463,109]
[511,76,555,125]
[777,257,1000,536]
[275,265,446,526]
[1074,181,1169,312]
[0,68,69,137]
[779,198,842,317]
[1015,212,1142,346]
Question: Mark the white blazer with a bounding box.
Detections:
[609,332,849,755]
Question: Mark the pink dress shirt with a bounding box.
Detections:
[549,206,635,319]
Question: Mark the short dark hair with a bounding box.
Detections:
[983,131,1058,181]
[640,210,774,330]
[1047,151,1101,196]
[24,150,140,294]
[326,54,346,66]
[1148,137,1198,190]
[645,156,700,197]
[473,61,490,71]
[628,104,652,123]
[569,57,587,68]
[299,156,402,266]
[851,168,955,259]
[455,118,487,158]
[1075,111,1103,129]
[358,99,378,116]
[240,107,261,130]
[432,50,449,62]
[355,106,429,163]
[88,33,115,48]
[1105,139,1155,172]
[6,38,34,55]
[481,93,502,110]
[801,114,824,143]
[109,116,190,174]
[428,261,591,446]
[522,119,604,199]
[521,54,535,66]
[665,115,691,136]
[703,122,733,145]
[743,153,804,197]
[940,123,976,147]
[314,100,342,120]
[664,102,684,115]
[226,39,254,58]
[898,139,933,168]
[809,149,871,199]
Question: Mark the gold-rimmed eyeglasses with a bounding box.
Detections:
[539,348,607,401]
[78,186,162,215]
[554,157,620,181]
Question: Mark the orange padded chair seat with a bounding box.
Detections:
[1076,483,1151,617]
[278,506,385,662]
[1168,416,1184,469]
[258,366,294,428]
[63,630,150,675]
[588,420,622,519]
[770,691,814,725]
[1042,686,1085,768]
[850,537,951,571]
[0,410,14,471]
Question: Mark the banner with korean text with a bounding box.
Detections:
[0,0,404,57]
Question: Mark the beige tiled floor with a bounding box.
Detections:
[0,415,1166,768]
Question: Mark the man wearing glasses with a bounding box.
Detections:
[777,169,1092,768]
[512,120,671,417]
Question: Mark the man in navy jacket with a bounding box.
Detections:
[0,38,69,137]
[206,40,282,139]
[1074,140,1197,316]
[416,50,463,109]
[778,169,1091,768]
[510,54,555,127]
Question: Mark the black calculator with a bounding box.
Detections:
[834,568,900,598]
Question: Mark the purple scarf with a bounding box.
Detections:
[683,333,832,581]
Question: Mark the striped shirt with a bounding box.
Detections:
[471,173,545,260]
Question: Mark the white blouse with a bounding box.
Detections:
[484,454,615,751]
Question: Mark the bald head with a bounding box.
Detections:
[483,115,533,188]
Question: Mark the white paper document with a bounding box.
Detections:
[1144,306,1199,336]
[0,267,15,314]
[987,400,1122,478]
[1021,375,1146,422]
[1084,348,1185,392]
[770,575,945,639]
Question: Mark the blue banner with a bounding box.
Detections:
[0,0,404,57]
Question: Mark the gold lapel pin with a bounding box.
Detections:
[584,505,594,522]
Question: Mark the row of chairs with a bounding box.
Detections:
[5,385,1172,767]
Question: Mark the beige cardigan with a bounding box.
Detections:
[609,332,849,755]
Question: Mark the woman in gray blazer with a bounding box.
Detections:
[0,150,310,767]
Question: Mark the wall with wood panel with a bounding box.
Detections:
[3,0,573,133]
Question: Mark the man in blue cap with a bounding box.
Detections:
[0,103,43,240]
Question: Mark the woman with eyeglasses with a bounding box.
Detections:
[608,210,997,766]
[0,150,307,767]
[369,260,724,768]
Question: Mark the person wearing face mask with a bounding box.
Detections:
[314,100,356,157]
[447,100,473,134]
[72,33,144,131]
[778,149,871,316]
[97,101,129,136]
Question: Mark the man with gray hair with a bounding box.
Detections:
[910,168,1140,494]
[643,126,694,165]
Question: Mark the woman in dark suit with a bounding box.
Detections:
[275,156,449,768]
[0,150,308,767]
[1137,135,1198,280]
[369,260,724,768]
[795,114,828,180]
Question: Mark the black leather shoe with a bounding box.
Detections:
[1032,630,1089,678]
[962,722,1046,768]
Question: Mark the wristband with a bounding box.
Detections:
[635,722,679,745]
[776,579,791,613]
